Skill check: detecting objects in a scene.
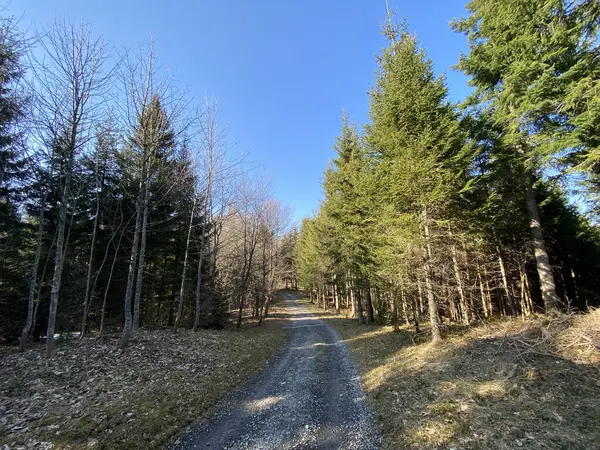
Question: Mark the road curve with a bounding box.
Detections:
[168,291,379,450]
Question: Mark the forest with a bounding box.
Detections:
[2,0,600,449]
[296,1,600,342]
[0,16,297,356]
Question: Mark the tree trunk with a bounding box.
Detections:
[448,288,458,322]
[31,234,56,342]
[254,290,260,321]
[31,290,41,341]
[519,263,528,318]
[417,277,425,316]
[258,289,267,325]
[569,262,580,305]
[174,196,197,331]
[497,250,514,316]
[20,183,50,351]
[400,286,410,325]
[355,286,365,324]
[423,207,441,344]
[334,283,340,314]
[145,264,156,325]
[524,174,559,313]
[194,178,212,331]
[236,294,244,328]
[265,259,277,319]
[133,180,150,331]
[258,292,265,325]
[81,182,101,337]
[21,239,42,350]
[45,167,72,358]
[320,286,325,309]
[119,185,143,349]
[476,261,489,318]
[524,263,535,314]
[236,229,257,329]
[365,285,374,324]
[461,243,475,321]
[264,293,272,317]
[391,291,399,332]
[100,230,123,335]
[483,264,494,316]
[193,225,206,331]
[450,235,469,324]
[91,213,123,332]
[412,297,420,333]
[345,282,350,309]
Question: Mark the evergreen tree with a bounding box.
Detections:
[453,0,600,312]
[366,21,465,342]
[0,15,28,340]
[321,115,373,321]
[120,93,176,348]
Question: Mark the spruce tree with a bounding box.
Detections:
[0,15,28,340]
[120,93,176,348]
[366,21,464,342]
[450,0,599,312]
[321,115,374,321]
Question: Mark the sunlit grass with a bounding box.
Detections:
[304,296,600,450]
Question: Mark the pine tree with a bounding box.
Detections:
[450,0,599,312]
[321,114,373,321]
[0,15,28,342]
[120,93,176,348]
[365,21,465,342]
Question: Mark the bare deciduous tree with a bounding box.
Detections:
[29,21,111,357]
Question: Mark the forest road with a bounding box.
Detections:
[168,290,379,450]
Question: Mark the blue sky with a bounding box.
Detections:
[6,0,471,224]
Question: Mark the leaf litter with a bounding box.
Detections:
[0,316,289,450]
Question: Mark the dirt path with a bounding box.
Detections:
[169,291,379,449]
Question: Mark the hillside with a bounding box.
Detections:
[307,301,600,449]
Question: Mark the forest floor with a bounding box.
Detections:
[306,300,600,450]
[0,305,290,450]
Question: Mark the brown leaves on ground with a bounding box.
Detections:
[0,316,289,450]
[307,301,600,450]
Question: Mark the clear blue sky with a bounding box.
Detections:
[6,0,471,224]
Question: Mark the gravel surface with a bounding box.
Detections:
[169,291,379,450]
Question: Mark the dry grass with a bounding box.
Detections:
[0,304,291,450]
[306,300,600,450]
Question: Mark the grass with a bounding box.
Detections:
[0,302,291,450]
[305,299,600,450]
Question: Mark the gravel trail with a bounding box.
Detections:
[169,291,379,450]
